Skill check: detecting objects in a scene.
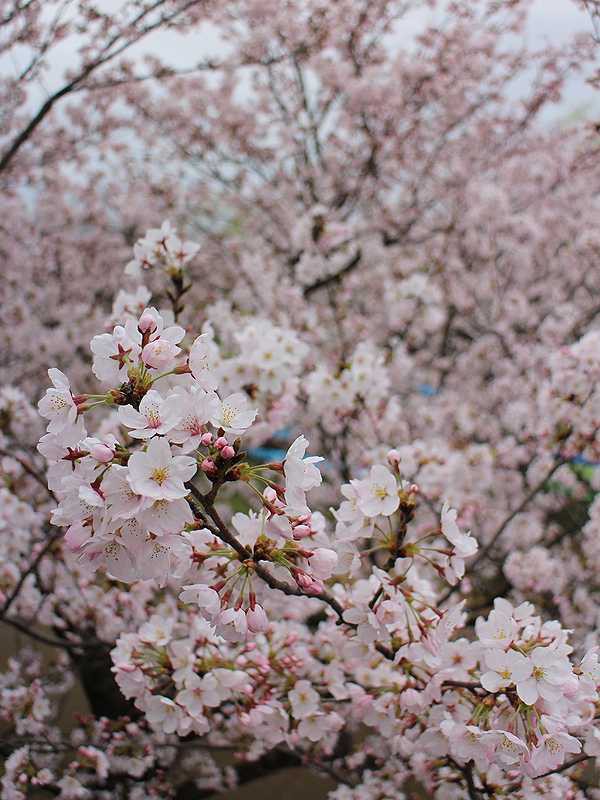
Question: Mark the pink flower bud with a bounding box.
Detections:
[90,443,114,463]
[293,570,313,589]
[308,547,338,579]
[387,449,401,466]
[201,432,213,446]
[138,311,157,333]
[292,524,311,540]
[142,338,179,370]
[305,578,325,595]
[215,436,229,450]
[293,570,323,593]
[246,604,269,633]
[263,486,277,503]
[221,445,235,459]
[200,458,217,474]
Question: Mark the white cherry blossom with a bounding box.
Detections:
[356,464,399,518]
[118,390,181,440]
[283,435,323,514]
[127,437,196,501]
[210,392,257,435]
[37,369,77,433]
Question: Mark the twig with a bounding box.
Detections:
[1,528,63,616]
[188,484,395,659]
[303,249,362,297]
[0,616,93,651]
[439,459,565,605]
[0,447,56,501]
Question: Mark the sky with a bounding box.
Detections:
[5,0,600,123]
[513,0,598,118]
[397,0,599,121]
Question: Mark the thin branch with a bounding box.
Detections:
[0,447,56,500]
[440,459,566,605]
[0,0,206,174]
[188,483,395,659]
[303,249,362,298]
[470,459,566,570]
[0,615,96,651]
[505,752,591,793]
[0,527,62,615]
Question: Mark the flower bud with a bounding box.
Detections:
[293,570,313,590]
[292,524,311,540]
[221,445,235,459]
[305,577,325,595]
[246,604,269,633]
[215,436,229,450]
[200,458,217,474]
[308,547,338,579]
[90,443,114,463]
[138,311,157,333]
[201,432,213,446]
[142,338,178,370]
[387,449,401,467]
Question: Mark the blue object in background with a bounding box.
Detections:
[247,427,330,467]
[418,383,438,397]
[247,445,287,463]
[569,455,600,467]
[248,427,292,463]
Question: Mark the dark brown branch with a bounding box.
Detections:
[0,615,94,651]
[0,0,206,174]
[536,753,591,779]
[188,483,395,659]
[0,447,56,500]
[1,527,63,615]
[303,249,362,298]
[440,459,566,605]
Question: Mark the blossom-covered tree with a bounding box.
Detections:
[4,1,600,798]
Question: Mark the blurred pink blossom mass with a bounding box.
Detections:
[4,1,600,799]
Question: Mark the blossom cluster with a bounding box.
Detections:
[16,220,600,799]
[6,0,600,796]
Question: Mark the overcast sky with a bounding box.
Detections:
[6,0,600,123]
[126,0,599,121]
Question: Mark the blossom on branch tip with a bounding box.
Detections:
[37,369,78,433]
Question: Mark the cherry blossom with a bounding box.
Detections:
[118,390,181,440]
[127,438,196,501]
[6,1,600,796]
[37,369,78,433]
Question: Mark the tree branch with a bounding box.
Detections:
[303,249,362,298]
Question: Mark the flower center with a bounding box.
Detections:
[501,737,518,753]
[221,406,236,426]
[50,395,68,410]
[151,466,170,485]
[183,415,202,434]
[146,409,161,428]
